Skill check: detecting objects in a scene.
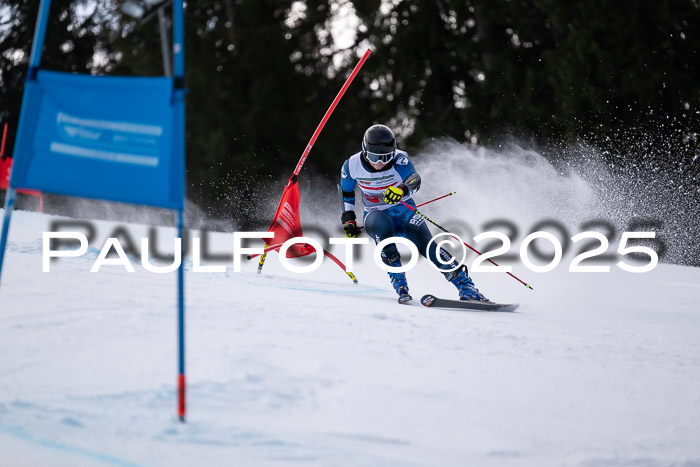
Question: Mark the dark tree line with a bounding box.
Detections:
[1,0,698,225]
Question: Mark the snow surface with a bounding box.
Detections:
[1,141,699,466]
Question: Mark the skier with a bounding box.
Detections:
[340,124,488,304]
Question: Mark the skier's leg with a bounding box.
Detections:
[405,214,487,301]
[364,210,410,299]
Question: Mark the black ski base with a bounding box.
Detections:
[420,294,518,312]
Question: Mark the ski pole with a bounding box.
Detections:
[400,201,534,290]
[417,191,455,208]
[257,245,268,274]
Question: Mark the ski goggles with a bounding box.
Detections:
[366,150,395,164]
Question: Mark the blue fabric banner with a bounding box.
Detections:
[10,70,184,209]
[0,0,189,421]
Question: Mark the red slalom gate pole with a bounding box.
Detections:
[417,191,455,208]
[400,201,534,290]
[1,123,7,158]
[1,123,44,212]
[258,49,372,274]
[290,48,372,179]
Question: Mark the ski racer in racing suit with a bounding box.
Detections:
[339,124,488,303]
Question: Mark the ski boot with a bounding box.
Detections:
[444,265,488,301]
[386,259,412,304]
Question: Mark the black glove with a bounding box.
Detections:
[341,211,361,238]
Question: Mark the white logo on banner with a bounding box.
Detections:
[52,112,163,167]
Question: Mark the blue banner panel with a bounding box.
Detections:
[11,71,183,209]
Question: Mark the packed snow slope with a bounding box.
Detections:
[1,140,699,467]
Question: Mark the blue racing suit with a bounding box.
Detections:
[340,151,457,273]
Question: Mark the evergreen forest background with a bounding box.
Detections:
[1,0,698,230]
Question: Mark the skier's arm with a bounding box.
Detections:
[395,156,421,196]
[383,156,421,204]
[340,159,361,237]
[400,172,421,197]
[340,159,357,212]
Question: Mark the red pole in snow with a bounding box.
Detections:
[1,123,7,159]
[257,49,372,274]
[290,48,372,179]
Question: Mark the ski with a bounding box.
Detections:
[420,294,519,312]
[398,293,413,304]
